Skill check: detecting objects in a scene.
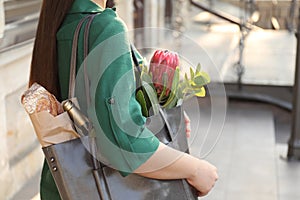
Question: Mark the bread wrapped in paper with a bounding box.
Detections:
[21,83,63,116]
[21,83,79,147]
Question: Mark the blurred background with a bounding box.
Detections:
[0,0,300,199]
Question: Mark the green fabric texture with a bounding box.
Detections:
[40,0,159,199]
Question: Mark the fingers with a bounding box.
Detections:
[184,111,191,138]
[197,178,217,197]
[186,127,191,138]
[187,160,218,197]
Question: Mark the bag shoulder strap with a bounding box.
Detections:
[69,16,143,107]
[68,14,97,101]
[83,14,97,107]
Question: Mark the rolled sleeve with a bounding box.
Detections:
[87,12,159,175]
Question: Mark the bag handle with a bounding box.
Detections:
[67,14,112,200]
[68,14,96,100]
[83,14,97,107]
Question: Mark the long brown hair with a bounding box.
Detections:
[29,0,74,100]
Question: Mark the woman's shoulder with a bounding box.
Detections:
[89,8,128,48]
[57,8,126,41]
[93,8,127,33]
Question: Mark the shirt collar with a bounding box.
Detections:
[68,0,103,14]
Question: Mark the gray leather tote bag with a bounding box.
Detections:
[42,14,198,200]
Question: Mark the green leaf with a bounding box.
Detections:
[159,95,169,103]
[163,93,176,108]
[201,71,211,83]
[141,63,148,73]
[141,72,152,84]
[142,81,159,115]
[195,87,206,97]
[163,68,180,108]
[190,67,195,79]
[158,72,168,103]
[192,74,210,86]
[141,87,152,112]
[184,73,189,82]
[176,83,184,100]
[136,89,149,117]
[171,67,180,91]
[162,72,168,88]
[165,96,178,109]
[196,63,201,74]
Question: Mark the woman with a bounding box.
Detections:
[29,0,218,199]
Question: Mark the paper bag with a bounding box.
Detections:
[29,111,79,147]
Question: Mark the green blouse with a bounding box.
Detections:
[40,0,159,199]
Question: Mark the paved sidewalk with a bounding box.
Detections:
[184,98,300,200]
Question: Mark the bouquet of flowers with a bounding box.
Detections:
[136,49,210,117]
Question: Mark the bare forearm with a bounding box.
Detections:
[134,143,199,179]
[134,142,218,196]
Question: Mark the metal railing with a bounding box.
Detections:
[288,8,300,160]
[189,0,257,30]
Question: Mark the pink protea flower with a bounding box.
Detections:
[149,50,179,96]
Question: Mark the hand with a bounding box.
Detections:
[183,111,191,138]
[186,159,218,197]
